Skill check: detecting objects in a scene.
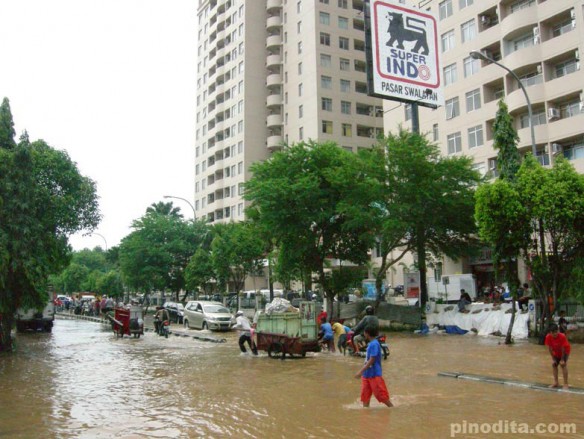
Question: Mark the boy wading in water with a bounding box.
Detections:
[544,323,571,389]
[354,325,393,408]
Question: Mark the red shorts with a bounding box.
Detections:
[361,376,390,404]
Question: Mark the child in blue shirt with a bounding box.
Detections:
[354,325,392,408]
[319,318,335,352]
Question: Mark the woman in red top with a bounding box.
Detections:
[544,323,571,389]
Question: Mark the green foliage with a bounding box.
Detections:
[185,248,215,294]
[118,205,207,299]
[493,100,521,181]
[146,201,183,219]
[244,141,371,305]
[0,98,100,351]
[96,270,124,298]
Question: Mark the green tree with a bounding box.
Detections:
[96,270,124,298]
[0,98,16,150]
[493,100,521,181]
[210,222,265,295]
[118,206,205,303]
[244,141,371,315]
[146,201,183,219]
[0,101,100,351]
[60,263,91,294]
[185,248,216,295]
[341,129,480,308]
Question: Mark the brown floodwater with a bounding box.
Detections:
[0,318,583,439]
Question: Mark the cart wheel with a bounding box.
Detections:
[268,342,285,360]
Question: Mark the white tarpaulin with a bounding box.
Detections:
[425,303,529,339]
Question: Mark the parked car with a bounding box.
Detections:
[163,301,185,324]
[183,301,235,331]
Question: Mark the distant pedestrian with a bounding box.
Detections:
[558,311,568,334]
[318,318,334,352]
[545,323,571,389]
[332,321,347,354]
[354,325,393,408]
[232,311,257,355]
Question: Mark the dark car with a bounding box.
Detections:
[163,301,185,324]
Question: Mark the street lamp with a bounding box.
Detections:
[87,232,108,251]
[163,195,197,220]
[469,50,537,158]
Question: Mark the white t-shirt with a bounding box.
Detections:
[233,315,251,333]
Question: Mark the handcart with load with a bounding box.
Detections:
[254,300,320,359]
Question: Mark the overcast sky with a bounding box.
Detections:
[0,0,197,250]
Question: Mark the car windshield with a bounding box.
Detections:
[176,303,184,310]
[203,305,229,314]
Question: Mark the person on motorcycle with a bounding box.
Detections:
[154,306,170,335]
[352,306,379,355]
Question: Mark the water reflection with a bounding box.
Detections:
[0,319,582,438]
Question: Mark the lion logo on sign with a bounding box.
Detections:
[386,12,429,55]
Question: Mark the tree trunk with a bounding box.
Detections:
[0,313,15,352]
[505,298,516,345]
[416,233,428,309]
[504,259,519,344]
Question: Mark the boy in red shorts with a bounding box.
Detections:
[544,323,571,389]
[354,325,393,407]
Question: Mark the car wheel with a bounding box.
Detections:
[183,319,189,329]
[202,321,208,330]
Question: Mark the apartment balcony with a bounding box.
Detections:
[506,82,545,114]
[267,15,282,30]
[504,45,541,72]
[216,46,226,60]
[538,0,573,22]
[500,6,538,40]
[541,29,579,61]
[217,28,226,42]
[266,34,282,49]
[266,73,282,88]
[267,135,283,150]
[267,0,282,11]
[266,93,283,107]
[266,114,283,128]
[266,53,282,68]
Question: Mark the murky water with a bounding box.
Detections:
[1,319,583,439]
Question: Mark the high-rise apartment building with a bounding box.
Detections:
[195,0,383,223]
[381,0,584,287]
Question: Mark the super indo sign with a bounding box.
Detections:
[367,0,443,107]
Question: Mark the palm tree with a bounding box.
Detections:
[146,201,183,219]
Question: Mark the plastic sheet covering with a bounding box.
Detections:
[425,303,529,339]
[264,298,298,315]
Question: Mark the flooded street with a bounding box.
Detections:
[1,319,583,438]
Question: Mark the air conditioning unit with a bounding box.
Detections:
[576,49,580,61]
[483,49,493,59]
[488,158,497,171]
[532,26,539,37]
[548,107,560,120]
[551,143,563,154]
[481,16,491,26]
[580,101,584,112]
[536,64,542,74]
[571,8,576,19]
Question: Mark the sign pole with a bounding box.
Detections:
[411,102,420,134]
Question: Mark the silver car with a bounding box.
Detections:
[183,301,235,331]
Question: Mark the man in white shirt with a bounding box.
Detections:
[232,311,258,355]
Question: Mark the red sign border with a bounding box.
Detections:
[373,1,441,88]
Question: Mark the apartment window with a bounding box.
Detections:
[322,120,333,134]
[297,21,301,33]
[445,97,460,119]
[299,127,304,140]
[298,41,303,54]
[342,123,352,136]
[230,165,236,177]
[519,71,542,87]
[322,97,333,111]
[553,19,575,38]
[238,161,243,175]
[298,62,303,75]
[512,34,534,52]
[459,0,473,8]
[466,89,481,112]
[341,101,351,114]
[510,0,535,14]
[299,104,303,118]
[461,19,476,43]
[468,125,484,148]
[338,17,349,29]
[447,132,462,154]
[298,83,303,96]
[563,141,584,161]
[297,1,301,13]
[443,63,457,86]
[320,32,331,46]
[238,141,243,154]
[338,0,348,8]
[339,37,349,50]
[340,58,350,71]
[340,79,351,92]
[463,56,479,77]
[321,75,332,89]
[319,12,330,25]
[433,123,439,141]
[441,30,455,52]
[238,120,243,133]
[520,110,546,128]
[439,0,452,20]
[321,54,332,67]
[560,100,583,119]
[555,59,579,78]
[320,0,329,3]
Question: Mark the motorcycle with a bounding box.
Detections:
[155,317,170,338]
[346,331,390,360]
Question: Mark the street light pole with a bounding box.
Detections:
[163,195,197,220]
[469,50,537,158]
